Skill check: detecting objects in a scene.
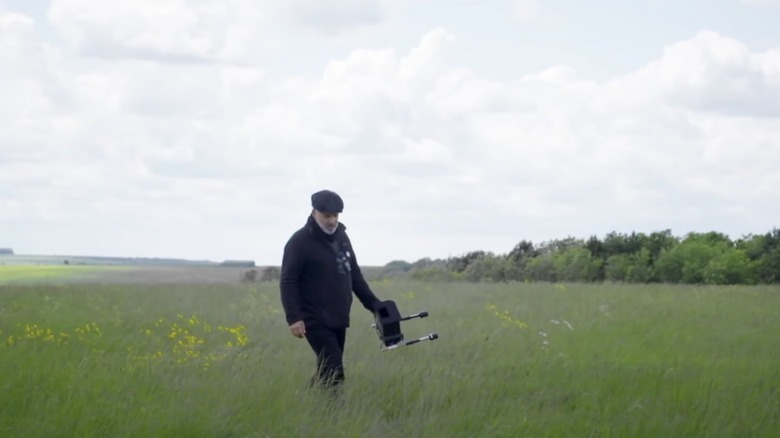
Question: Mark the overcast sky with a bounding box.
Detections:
[2,0,780,266]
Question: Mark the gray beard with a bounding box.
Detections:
[314,217,337,235]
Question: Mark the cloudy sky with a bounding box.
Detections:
[2,0,780,266]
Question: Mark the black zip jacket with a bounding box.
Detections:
[279,215,381,329]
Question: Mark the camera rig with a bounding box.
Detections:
[371,300,438,351]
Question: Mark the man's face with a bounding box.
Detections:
[313,209,339,233]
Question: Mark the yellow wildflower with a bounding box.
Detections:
[485,303,528,330]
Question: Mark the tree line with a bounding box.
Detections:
[380,229,780,285]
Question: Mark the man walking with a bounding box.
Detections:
[279,189,382,390]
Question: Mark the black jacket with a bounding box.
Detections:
[279,215,381,329]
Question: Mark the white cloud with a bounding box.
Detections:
[513,0,543,22]
[742,0,780,5]
[2,3,780,264]
[512,0,562,24]
[275,0,386,36]
[46,0,413,62]
[620,31,780,117]
[47,0,275,63]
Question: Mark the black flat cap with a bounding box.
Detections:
[311,190,344,213]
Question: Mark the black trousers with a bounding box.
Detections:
[304,324,347,387]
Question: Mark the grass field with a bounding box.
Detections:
[0,265,253,285]
[1,274,778,437]
[0,265,128,284]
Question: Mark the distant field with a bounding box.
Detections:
[0,265,257,285]
[0,255,77,265]
[0,254,220,266]
[0,263,385,285]
[0,265,129,284]
[1,279,777,437]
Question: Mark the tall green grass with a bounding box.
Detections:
[1,281,778,437]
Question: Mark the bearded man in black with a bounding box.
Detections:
[279,190,382,389]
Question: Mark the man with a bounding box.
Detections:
[279,189,382,390]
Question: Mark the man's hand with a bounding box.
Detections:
[290,321,306,338]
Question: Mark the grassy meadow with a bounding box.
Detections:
[0,274,778,437]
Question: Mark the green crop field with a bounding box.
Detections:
[0,265,250,285]
[0,265,128,284]
[1,277,778,437]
